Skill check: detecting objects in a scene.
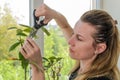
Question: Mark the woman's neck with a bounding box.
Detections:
[78,55,96,74]
[78,61,91,74]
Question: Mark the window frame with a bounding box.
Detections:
[29,0,44,56]
[91,0,103,9]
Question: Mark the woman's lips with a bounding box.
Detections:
[69,47,74,53]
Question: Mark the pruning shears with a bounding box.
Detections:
[29,9,48,38]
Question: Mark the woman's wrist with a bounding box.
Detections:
[31,63,45,80]
[30,62,44,73]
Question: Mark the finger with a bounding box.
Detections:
[43,17,52,24]
[35,3,49,17]
[20,47,27,58]
[23,40,34,54]
[35,7,45,17]
[26,38,41,57]
[26,39,34,48]
[26,38,39,48]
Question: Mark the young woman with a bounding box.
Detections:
[20,4,120,80]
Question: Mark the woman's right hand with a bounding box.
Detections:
[35,3,56,24]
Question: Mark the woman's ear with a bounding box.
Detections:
[95,43,107,55]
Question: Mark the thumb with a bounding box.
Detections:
[43,18,52,24]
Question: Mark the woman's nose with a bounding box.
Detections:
[68,35,75,46]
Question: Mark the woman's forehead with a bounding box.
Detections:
[74,21,96,38]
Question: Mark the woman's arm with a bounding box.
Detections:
[31,64,45,80]
[54,11,73,41]
[35,3,73,41]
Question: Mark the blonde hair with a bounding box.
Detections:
[69,10,120,80]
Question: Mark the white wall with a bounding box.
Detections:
[102,0,120,69]
[102,0,120,28]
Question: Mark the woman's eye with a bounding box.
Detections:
[76,35,83,41]
[77,37,82,41]
[71,32,74,35]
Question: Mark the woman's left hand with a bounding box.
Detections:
[20,37,42,66]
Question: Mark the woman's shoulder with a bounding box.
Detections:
[88,76,111,80]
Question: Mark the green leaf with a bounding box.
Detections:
[9,42,21,52]
[19,52,29,69]
[21,59,29,69]
[23,28,32,33]
[8,27,17,30]
[19,52,24,60]
[48,56,56,60]
[18,38,24,44]
[19,24,32,28]
[16,29,28,36]
[16,32,27,36]
[44,65,49,68]
[41,27,50,36]
[19,52,25,60]
[16,29,22,33]
[56,57,63,62]
[42,57,49,62]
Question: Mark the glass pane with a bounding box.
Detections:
[44,0,91,27]
[0,0,29,25]
[0,0,30,80]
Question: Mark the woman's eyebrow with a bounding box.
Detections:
[77,33,85,38]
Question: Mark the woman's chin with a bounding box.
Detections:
[69,52,76,59]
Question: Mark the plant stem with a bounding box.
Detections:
[57,75,59,80]
[25,67,27,80]
[19,36,27,80]
[46,71,50,80]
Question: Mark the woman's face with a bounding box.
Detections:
[68,21,97,60]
